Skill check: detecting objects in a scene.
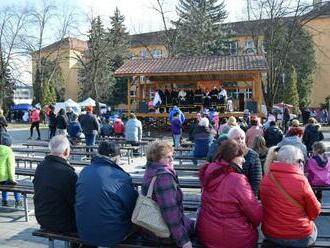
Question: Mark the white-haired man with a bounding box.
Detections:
[227,127,262,196]
[33,135,77,233]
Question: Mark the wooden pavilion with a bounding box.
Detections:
[114,55,268,120]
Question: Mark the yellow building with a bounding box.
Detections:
[32,2,330,107]
[31,37,87,101]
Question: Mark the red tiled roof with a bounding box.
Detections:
[114,55,268,77]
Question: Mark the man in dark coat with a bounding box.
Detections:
[33,135,77,233]
[79,105,100,147]
[264,121,283,148]
[75,141,138,247]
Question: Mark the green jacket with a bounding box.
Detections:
[0,145,15,182]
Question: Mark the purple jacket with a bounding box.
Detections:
[171,118,182,135]
[306,154,330,186]
[142,162,194,247]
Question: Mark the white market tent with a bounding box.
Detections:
[79,97,107,108]
[54,99,81,114]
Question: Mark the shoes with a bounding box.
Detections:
[2,200,8,207]
[15,200,23,208]
[27,137,32,140]
[36,137,41,140]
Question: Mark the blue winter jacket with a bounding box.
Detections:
[169,106,185,124]
[75,155,138,246]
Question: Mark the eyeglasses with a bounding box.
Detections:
[297,159,305,167]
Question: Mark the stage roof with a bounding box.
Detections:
[114,55,268,78]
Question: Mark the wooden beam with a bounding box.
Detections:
[128,78,131,115]
[255,73,263,112]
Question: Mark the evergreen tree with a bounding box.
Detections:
[107,7,130,105]
[0,53,14,112]
[78,16,113,104]
[286,66,300,114]
[174,0,228,56]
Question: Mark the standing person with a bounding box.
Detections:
[191,117,214,159]
[197,140,262,248]
[75,141,138,247]
[245,117,264,148]
[171,112,182,148]
[218,85,227,104]
[251,136,268,175]
[278,127,308,160]
[56,108,69,136]
[28,107,41,140]
[320,108,328,125]
[169,106,185,124]
[66,106,75,122]
[48,105,57,139]
[260,145,320,247]
[0,109,7,131]
[264,121,283,148]
[303,117,324,154]
[227,128,262,196]
[33,135,77,233]
[0,142,22,207]
[79,105,100,147]
[282,107,291,133]
[142,140,194,248]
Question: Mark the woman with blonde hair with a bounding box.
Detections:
[260,145,321,247]
[142,140,194,248]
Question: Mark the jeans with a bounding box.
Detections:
[1,181,21,202]
[85,134,96,153]
[30,121,40,138]
[173,134,181,148]
[265,223,317,247]
[49,128,56,139]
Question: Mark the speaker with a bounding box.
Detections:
[246,101,257,113]
[139,102,148,113]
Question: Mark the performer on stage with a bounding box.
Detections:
[171,88,179,105]
[178,89,187,105]
[158,88,166,106]
[194,87,203,104]
[210,86,219,104]
[165,86,172,105]
[203,90,211,108]
[218,86,227,104]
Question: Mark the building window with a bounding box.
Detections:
[227,89,240,99]
[245,40,256,54]
[151,49,162,58]
[140,49,147,59]
[245,88,253,99]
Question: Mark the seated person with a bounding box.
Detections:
[261,145,320,247]
[33,135,77,233]
[75,141,138,247]
[0,144,22,207]
[100,118,113,137]
[191,117,214,158]
[113,118,125,137]
[197,140,262,248]
[67,114,82,140]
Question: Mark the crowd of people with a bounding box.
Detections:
[0,103,330,247]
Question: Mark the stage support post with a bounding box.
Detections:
[128,78,131,115]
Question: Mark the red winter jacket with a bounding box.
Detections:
[113,119,124,135]
[197,161,262,248]
[260,162,321,239]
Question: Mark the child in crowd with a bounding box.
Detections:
[306,141,330,187]
[171,112,182,148]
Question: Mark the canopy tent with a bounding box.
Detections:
[65,98,80,108]
[55,99,81,115]
[10,104,32,111]
[79,97,107,108]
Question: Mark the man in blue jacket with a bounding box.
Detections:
[75,141,138,247]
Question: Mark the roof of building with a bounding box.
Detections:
[32,37,88,54]
[114,55,268,77]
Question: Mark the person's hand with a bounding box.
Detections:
[182,241,193,248]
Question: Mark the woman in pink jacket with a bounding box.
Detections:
[246,117,264,148]
[197,139,262,248]
[28,107,41,140]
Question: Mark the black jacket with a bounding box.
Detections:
[303,124,324,152]
[56,114,68,129]
[33,155,78,233]
[79,112,100,135]
[264,126,283,147]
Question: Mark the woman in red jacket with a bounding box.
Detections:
[197,139,262,248]
[260,145,321,247]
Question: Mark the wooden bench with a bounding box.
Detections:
[15,156,90,167]
[32,229,330,248]
[174,155,206,166]
[0,183,34,221]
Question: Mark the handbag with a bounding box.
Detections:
[269,173,304,210]
[131,176,171,238]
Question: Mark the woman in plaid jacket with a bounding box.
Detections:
[142,140,194,248]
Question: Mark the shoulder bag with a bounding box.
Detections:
[131,176,171,238]
[269,173,304,210]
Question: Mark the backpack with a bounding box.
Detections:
[0,130,12,147]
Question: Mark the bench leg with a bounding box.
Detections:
[49,239,55,248]
[127,151,131,165]
[23,194,29,222]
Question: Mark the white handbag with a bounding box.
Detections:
[131,176,171,238]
